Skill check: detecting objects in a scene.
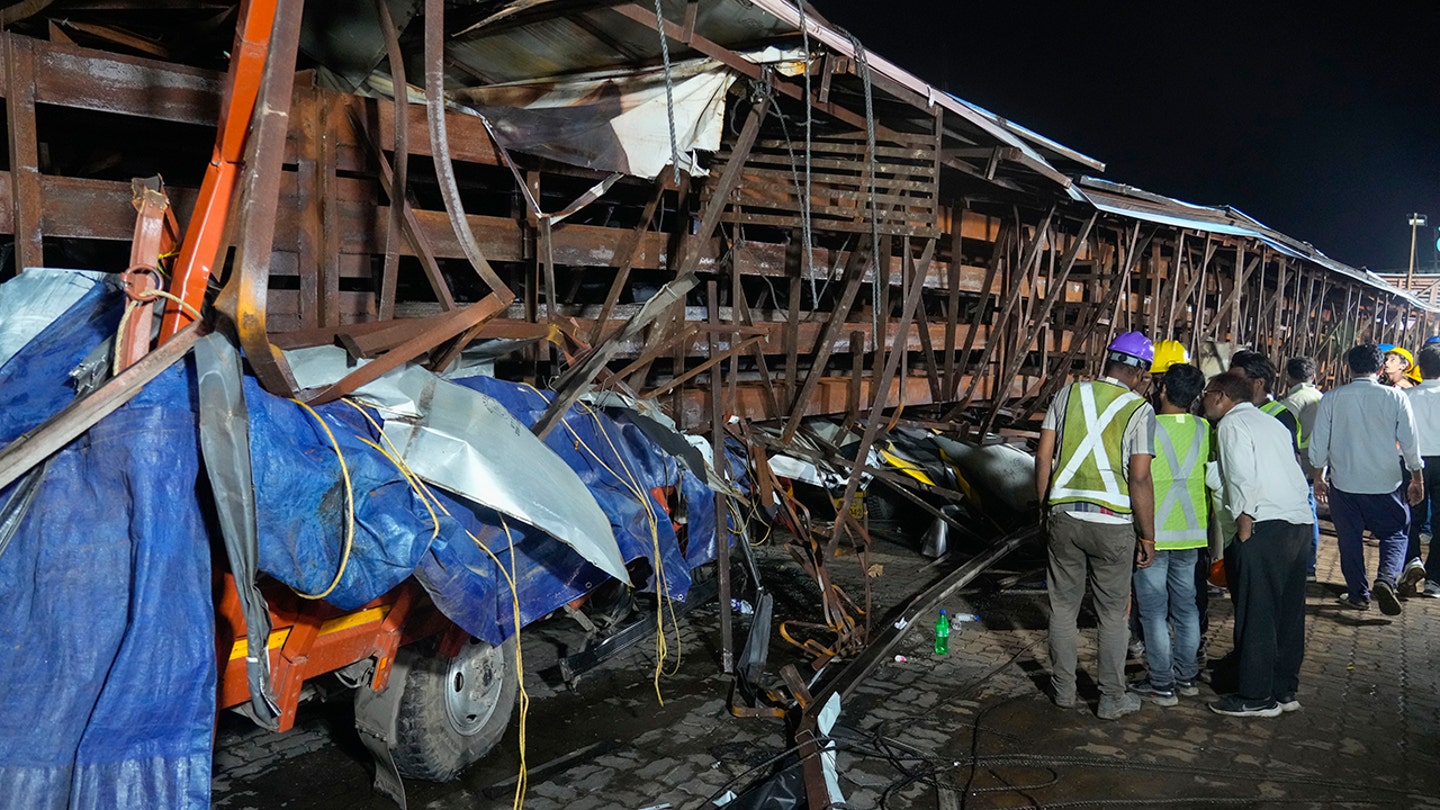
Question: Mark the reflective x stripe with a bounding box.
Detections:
[1050,384,1137,505]
[1154,422,1206,544]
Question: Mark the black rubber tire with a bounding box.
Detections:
[390,635,518,782]
[865,487,899,528]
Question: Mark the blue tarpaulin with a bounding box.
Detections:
[0,277,741,807]
[0,287,214,810]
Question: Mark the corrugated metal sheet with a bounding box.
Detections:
[443,0,790,85]
[1075,177,1438,312]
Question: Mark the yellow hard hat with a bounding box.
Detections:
[1149,340,1190,374]
[1386,347,1421,384]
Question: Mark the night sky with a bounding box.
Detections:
[813,1,1440,273]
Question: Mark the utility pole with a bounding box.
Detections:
[1407,213,1428,293]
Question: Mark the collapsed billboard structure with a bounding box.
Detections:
[0,1,1432,807]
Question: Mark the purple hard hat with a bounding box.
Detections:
[1107,331,1154,368]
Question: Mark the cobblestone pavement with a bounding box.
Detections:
[214,524,1440,809]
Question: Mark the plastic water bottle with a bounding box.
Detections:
[934,609,950,655]
[951,612,981,624]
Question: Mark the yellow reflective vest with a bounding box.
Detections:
[1152,414,1210,550]
[1049,380,1146,514]
[1260,399,1304,450]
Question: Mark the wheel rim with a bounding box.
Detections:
[443,638,506,736]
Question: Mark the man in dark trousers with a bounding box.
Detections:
[1309,344,1423,615]
[1202,371,1314,718]
[1036,331,1158,721]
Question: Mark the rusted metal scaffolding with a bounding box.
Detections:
[0,0,1432,731]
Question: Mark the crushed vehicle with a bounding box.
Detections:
[0,267,746,807]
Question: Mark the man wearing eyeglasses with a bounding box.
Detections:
[1202,371,1314,718]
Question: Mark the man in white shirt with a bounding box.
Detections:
[1403,345,1440,597]
[1282,357,1324,577]
[1202,371,1314,718]
[1036,331,1158,721]
[1309,345,1424,615]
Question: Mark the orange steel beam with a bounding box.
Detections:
[158,0,280,339]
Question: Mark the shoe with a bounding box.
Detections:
[1336,595,1371,611]
[1097,692,1143,720]
[1373,580,1402,616]
[1208,695,1282,718]
[1275,693,1301,713]
[1174,678,1201,697]
[1400,559,1427,596]
[1420,581,1440,599]
[1128,680,1179,706]
[1053,692,1077,709]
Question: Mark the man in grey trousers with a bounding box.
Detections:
[1036,331,1159,720]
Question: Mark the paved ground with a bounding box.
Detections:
[213,522,1440,809]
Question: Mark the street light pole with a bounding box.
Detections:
[1408,213,1428,294]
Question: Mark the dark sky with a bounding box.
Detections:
[812,1,1440,272]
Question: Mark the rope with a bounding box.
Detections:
[653,0,682,185]
[112,281,204,376]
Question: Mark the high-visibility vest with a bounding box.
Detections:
[1049,380,1146,514]
[1260,399,1305,450]
[1152,414,1210,549]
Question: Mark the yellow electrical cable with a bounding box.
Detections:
[339,398,530,810]
[289,399,356,601]
[574,402,683,686]
[517,384,688,698]
[496,516,530,810]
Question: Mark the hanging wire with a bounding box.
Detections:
[840,27,881,343]
[653,0,682,185]
[757,81,818,309]
[795,1,817,307]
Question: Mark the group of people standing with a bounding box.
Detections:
[1035,332,1438,721]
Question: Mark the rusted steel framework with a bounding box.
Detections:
[0,0,1433,690]
[0,22,1425,436]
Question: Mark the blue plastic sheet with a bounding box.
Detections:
[0,290,214,810]
[246,390,441,609]
[244,374,739,642]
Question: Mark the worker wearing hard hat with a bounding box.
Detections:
[1036,331,1158,721]
[1128,340,1211,709]
[1381,345,1420,389]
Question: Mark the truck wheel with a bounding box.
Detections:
[391,635,518,781]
